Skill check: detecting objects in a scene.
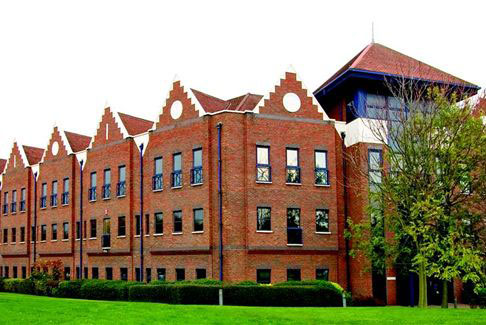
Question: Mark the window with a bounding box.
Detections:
[135,215,141,236]
[21,266,26,279]
[153,157,163,191]
[193,209,203,232]
[117,165,126,197]
[173,210,182,233]
[316,268,329,281]
[171,153,182,188]
[3,229,7,243]
[196,268,206,279]
[145,214,150,235]
[84,267,88,279]
[63,222,69,240]
[20,188,26,212]
[41,183,47,208]
[257,207,271,231]
[287,269,301,281]
[154,213,163,234]
[135,268,141,282]
[118,216,126,237]
[92,267,99,279]
[62,178,69,205]
[316,209,330,233]
[41,225,47,241]
[2,192,7,214]
[157,268,166,281]
[11,190,17,213]
[256,146,271,182]
[120,267,128,281]
[287,208,302,245]
[257,269,271,284]
[103,169,111,199]
[31,226,35,242]
[51,180,58,207]
[76,221,81,239]
[286,148,300,184]
[89,172,97,201]
[51,224,57,241]
[13,266,18,278]
[315,151,329,185]
[102,218,111,248]
[90,219,97,238]
[105,267,113,280]
[191,148,203,185]
[368,149,383,193]
[176,268,185,281]
[20,227,25,242]
[4,266,9,278]
[11,228,16,243]
[146,268,152,283]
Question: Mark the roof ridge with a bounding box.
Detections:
[350,43,373,69]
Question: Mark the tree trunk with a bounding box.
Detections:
[418,262,428,308]
[441,279,448,309]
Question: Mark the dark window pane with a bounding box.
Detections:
[287,269,301,281]
[155,213,163,234]
[193,209,203,232]
[157,268,166,281]
[257,269,271,284]
[316,268,329,281]
[196,268,206,279]
[316,209,329,233]
[176,268,185,281]
[257,207,271,231]
[173,211,182,233]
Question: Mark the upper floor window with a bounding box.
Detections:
[103,169,111,199]
[135,215,141,236]
[11,227,16,243]
[20,226,25,242]
[51,224,58,241]
[76,221,81,239]
[3,229,7,243]
[316,209,330,233]
[153,157,163,191]
[171,153,182,188]
[51,181,58,207]
[3,192,8,214]
[173,210,182,233]
[256,146,271,182]
[193,208,203,232]
[118,216,126,237]
[89,172,97,201]
[286,148,300,184]
[287,208,302,245]
[314,151,329,185]
[20,188,26,212]
[257,207,271,231]
[41,183,47,208]
[154,212,163,234]
[191,148,203,185]
[62,178,69,205]
[11,190,17,213]
[63,222,69,240]
[90,219,97,238]
[117,166,126,197]
[368,149,383,193]
[40,225,47,241]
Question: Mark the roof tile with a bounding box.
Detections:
[64,131,92,152]
[118,112,154,136]
[22,146,44,165]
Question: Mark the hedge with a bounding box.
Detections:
[54,280,84,298]
[79,280,141,301]
[3,279,34,294]
[128,284,343,307]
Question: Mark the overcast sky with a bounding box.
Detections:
[0,0,484,158]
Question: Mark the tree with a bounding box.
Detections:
[346,82,486,308]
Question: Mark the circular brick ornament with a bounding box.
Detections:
[170,100,183,119]
[283,93,301,112]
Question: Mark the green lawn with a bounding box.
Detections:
[0,293,485,324]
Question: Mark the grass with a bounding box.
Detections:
[0,293,486,324]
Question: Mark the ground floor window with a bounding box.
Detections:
[92,267,99,279]
[21,266,26,279]
[146,268,152,283]
[287,269,301,281]
[136,268,141,282]
[157,268,166,281]
[4,266,9,278]
[64,267,70,280]
[13,266,18,278]
[196,268,206,279]
[106,267,113,280]
[176,268,185,281]
[257,269,271,284]
[120,268,128,281]
[76,266,81,279]
[84,267,88,279]
[316,268,329,281]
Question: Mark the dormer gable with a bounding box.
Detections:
[41,127,71,162]
[255,70,329,120]
[91,106,126,147]
[156,79,205,129]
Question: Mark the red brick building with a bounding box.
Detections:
[0,42,479,304]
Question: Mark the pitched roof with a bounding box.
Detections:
[317,43,478,91]
[191,89,263,113]
[117,112,154,136]
[22,146,44,165]
[0,159,6,174]
[64,131,92,152]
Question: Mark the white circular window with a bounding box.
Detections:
[51,141,59,156]
[170,100,183,119]
[283,93,301,112]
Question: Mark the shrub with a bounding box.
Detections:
[471,288,486,308]
[54,280,84,298]
[0,277,4,292]
[80,280,142,301]
[235,280,258,286]
[3,279,34,294]
[129,285,177,303]
[129,284,220,305]
[274,280,342,290]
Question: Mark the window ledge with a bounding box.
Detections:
[62,239,69,242]
[89,237,97,240]
[153,233,163,237]
[117,195,126,199]
[315,184,331,187]
[190,183,203,187]
[192,231,204,234]
[256,230,273,233]
[62,204,69,207]
[51,240,58,242]
[256,181,272,184]
[152,189,163,193]
[10,242,16,245]
[75,239,80,241]
[285,183,302,186]
[134,235,141,238]
[315,231,331,235]
[40,240,46,243]
[172,232,183,235]
[20,211,26,213]
[171,186,183,190]
[40,207,47,210]
[19,241,25,244]
[89,200,96,203]
[11,212,16,215]
[117,235,126,238]
[144,234,150,237]
[287,244,303,247]
[102,197,110,201]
